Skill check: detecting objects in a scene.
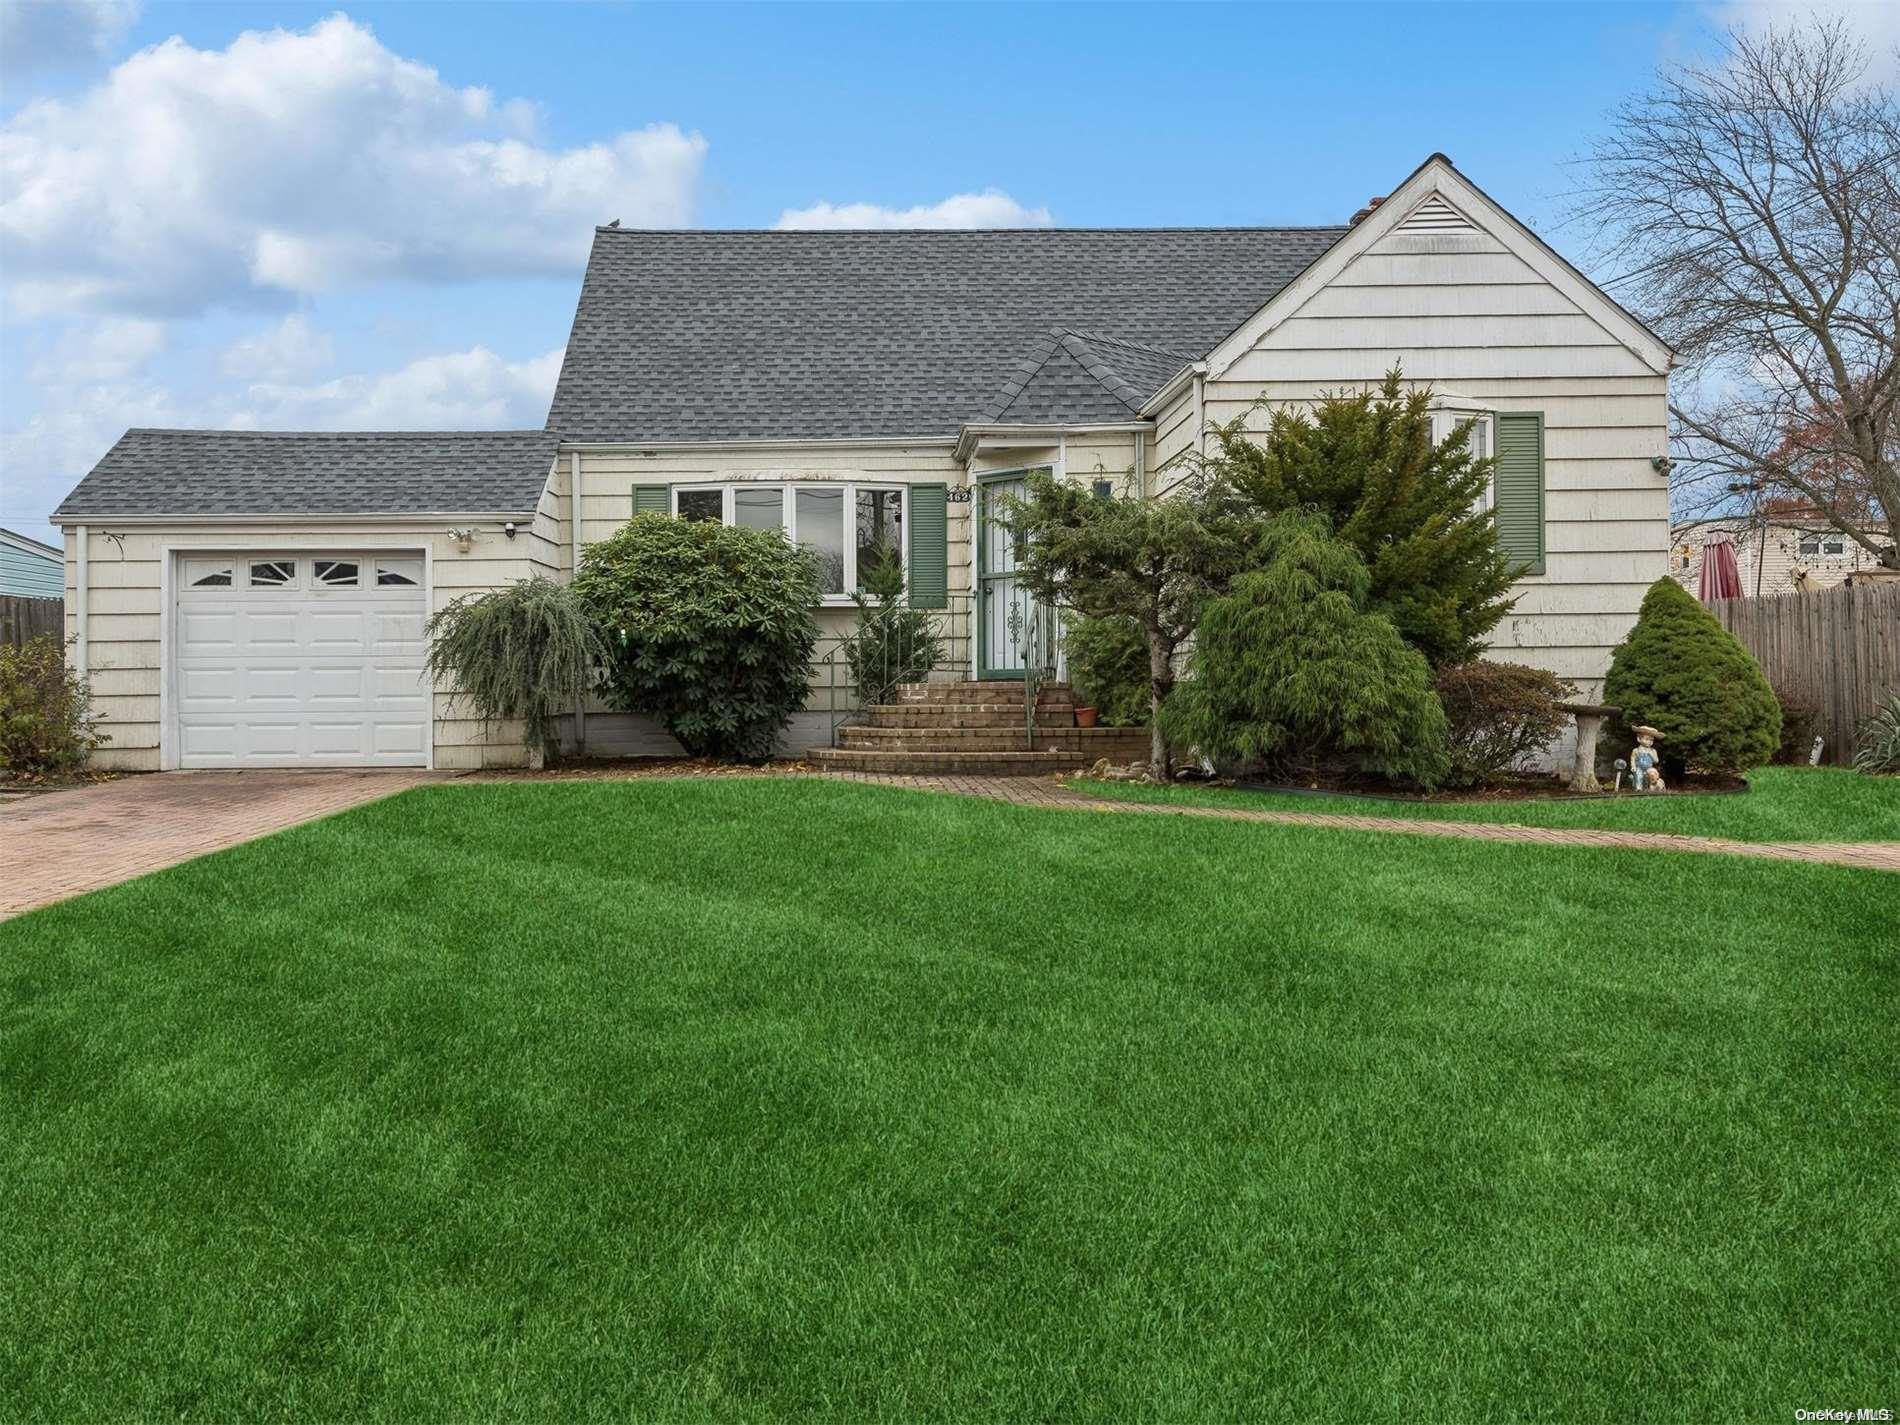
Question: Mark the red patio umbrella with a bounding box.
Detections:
[1699,533,1743,602]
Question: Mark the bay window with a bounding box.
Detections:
[668,482,907,601]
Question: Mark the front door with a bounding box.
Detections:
[976,474,1052,680]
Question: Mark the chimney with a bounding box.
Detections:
[1349,196,1385,226]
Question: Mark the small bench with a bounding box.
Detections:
[1556,701,1622,794]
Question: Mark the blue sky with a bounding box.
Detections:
[0,0,1876,542]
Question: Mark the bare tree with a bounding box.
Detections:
[1579,16,1900,566]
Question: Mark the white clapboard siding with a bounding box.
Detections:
[1201,192,1671,693]
[64,486,566,772]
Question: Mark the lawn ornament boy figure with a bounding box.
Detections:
[1630,726,1667,792]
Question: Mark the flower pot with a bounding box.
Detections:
[1074,706,1099,728]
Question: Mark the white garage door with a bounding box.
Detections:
[173,551,430,768]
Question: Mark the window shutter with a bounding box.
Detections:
[631,484,670,516]
[1492,411,1545,576]
[908,483,949,608]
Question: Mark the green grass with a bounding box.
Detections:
[3,779,1895,1422]
[1066,763,1900,843]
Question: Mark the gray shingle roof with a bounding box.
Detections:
[54,429,559,519]
[548,226,1348,442]
[982,328,1200,423]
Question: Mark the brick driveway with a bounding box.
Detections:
[0,769,446,920]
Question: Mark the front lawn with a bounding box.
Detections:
[2,779,1894,1421]
[1068,763,1900,843]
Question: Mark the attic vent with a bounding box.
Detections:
[1396,194,1477,233]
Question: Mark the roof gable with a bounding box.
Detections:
[547,226,1346,444]
[981,328,1196,424]
[1204,155,1675,381]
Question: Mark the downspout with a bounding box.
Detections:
[1134,431,1147,499]
[1193,372,1207,459]
[569,451,586,754]
[74,525,89,680]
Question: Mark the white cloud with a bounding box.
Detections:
[2,339,563,541]
[231,344,563,431]
[775,189,1053,230]
[1709,1,1900,80]
[27,317,165,383]
[0,0,140,81]
[0,14,707,318]
[0,376,187,540]
[219,315,334,382]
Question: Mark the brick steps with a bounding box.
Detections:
[839,726,1150,756]
[818,680,1148,775]
[805,748,1107,775]
[864,704,1081,729]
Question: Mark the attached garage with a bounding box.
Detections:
[172,550,430,767]
[53,428,562,772]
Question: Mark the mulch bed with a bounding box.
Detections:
[0,770,125,798]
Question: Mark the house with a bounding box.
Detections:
[1671,510,1892,598]
[1,527,64,600]
[52,154,1674,772]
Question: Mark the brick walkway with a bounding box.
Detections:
[0,769,446,920]
[807,770,1900,872]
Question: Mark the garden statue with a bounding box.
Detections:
[1630,726,1667,792]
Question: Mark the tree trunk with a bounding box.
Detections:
[1147,633,1173,778]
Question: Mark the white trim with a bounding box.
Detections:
[1202,156,1676,382]
[568,450,585,749]
[74,526,88,680]
[50,510,534,527]
[159,538,435,772]
[1137,362,1206,418]
[953,422,1152,463]
[561,434,959,454]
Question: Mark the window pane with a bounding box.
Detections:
[314,559,359,587]
[734,486,784,534]
[1799,537,1821,556]
[856,488,904,590]
[187,560,233,588]
[249,559,295,587]
[677,488,723,523]
[796,487,846,595]
[376,558,421,587]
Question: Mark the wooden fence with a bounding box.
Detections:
[1709,581,1900,766]
[1,595,63,649]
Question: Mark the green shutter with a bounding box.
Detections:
[908,482,949,608]
[1493,411,1545,577]
[632,483,670,516]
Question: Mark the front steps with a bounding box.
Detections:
[806,681,1149,775]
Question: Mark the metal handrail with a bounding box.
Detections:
[816,591,974,745]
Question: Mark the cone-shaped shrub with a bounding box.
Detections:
[1160,511,1450,788]
[1603,577,1780,777]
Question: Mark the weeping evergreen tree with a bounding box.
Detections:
[1161,511,1450,788]
[425,577,608,768]
[1202,370,1517,666]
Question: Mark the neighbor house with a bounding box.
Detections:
[1670,507,1892,598]
[2,527,64,600]
[53,154,1674,771]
